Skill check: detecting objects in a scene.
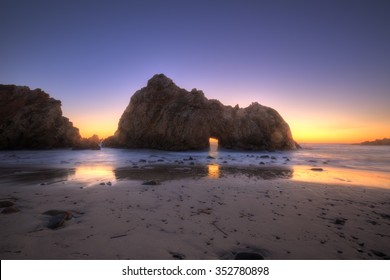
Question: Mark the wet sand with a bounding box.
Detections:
[0,166,389,260]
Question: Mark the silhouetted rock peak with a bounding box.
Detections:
[104,74,298,151]
[147,74,174,88]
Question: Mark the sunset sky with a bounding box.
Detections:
[1,0,389,143]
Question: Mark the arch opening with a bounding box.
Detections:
[209,137,219,152]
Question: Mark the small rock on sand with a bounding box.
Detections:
[43,210,73,230]
[43,210,73,220]
[234,252,264,260]
[142,180,160,185]
[47,213,67,229]
[311,168,324,171]
[0,201,15,208]
[169,252,186,260]
[1,206,20,214]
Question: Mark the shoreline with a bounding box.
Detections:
[1,168,389,260]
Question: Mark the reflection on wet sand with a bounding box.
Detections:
[292,165,390,189]
[207,164,220,179]
[0,164,294,185]
[0,168,75,184]
[114,165,293,182]
[73,165,114,181]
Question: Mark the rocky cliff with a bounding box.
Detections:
[0,85,81,149]
[104,74,298,151]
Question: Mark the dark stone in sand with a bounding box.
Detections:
[334,218,347,226]
[234,252,264,260]
[47,213,67,229]
[169,252,186,260]
[0,201,15,208]
[260,155,270,159]
[371,250,389,259]
[311,168,324,171]
[142,180,160,185]
[43,210,73,220]
[1,206,20,214]
[207,156,215,159]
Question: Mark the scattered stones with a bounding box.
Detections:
[1,206,20,214]
[207,156,215,159]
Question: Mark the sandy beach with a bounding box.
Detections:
[1,163,389,260]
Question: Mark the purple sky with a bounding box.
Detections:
[1,0,389,142]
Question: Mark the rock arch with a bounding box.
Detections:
[104,74,298,151]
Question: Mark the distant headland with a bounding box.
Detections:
[359,138,390,146]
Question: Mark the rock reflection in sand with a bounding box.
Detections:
[0,163,293,186]
[113,165,292,182]
[207,164,220,179]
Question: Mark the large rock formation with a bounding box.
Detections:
[104,74,298,151]
[0,85,81,149]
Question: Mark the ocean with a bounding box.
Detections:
[0,144,389,188]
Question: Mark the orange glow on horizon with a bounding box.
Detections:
[290,122,390,144]
[70,112,389,143]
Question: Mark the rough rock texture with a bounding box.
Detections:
[0,85,81,149]
[104,74,298,151]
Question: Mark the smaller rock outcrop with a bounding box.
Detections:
[72,134,101,150]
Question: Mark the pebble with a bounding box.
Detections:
[142,180,160,185]
[1,206,20,214]
[311,168,324,171]
[0,201,15,208]
[234,252,264,260]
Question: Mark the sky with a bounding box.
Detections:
[1,0,389,143]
